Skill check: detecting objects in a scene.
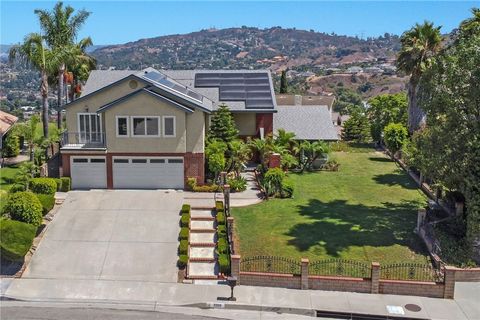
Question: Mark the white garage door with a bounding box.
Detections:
[113,157,184,189]
[70,157,107,189]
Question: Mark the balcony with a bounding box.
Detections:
[61,132,106,150]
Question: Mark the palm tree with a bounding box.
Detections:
[274,129,297,152]
[297,140,330,172]
[248,137,273,171]
[397,21,442,133]
[68,37,96,101]
[228,139,251,177]
[34,2,91,128]
[9,34,57,138]
[459,8,480,37]
[13,115,41,161]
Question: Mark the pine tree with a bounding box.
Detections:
[280,70,288,94]
[207,104,239,143]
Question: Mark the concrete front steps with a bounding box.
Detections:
[187,208,219,279]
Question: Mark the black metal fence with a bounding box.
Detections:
[240,256,302,275]
[380,263,444,282]
[309,259,370,278]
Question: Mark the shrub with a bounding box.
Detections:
[186,177,197,191]
[323,159,340,171]
[181,204,191,214]
[178,254,188,268]
[179,227,189,240]
[180,213,190,227]
[9,184,26,193]
[217,224,227,235]
[218,253,231,275]
[227,176,247,192]
[383,123,408,155]
[0,218,36,261]
[4,192,43,226]
[217,237,229,254]
[178,239,188,255]
[29,178,57,195]
[53,178,62,191]
[193,184,220,192]
[216,201,224,211]
[35,193,55,215]
[280,180,294,198]
[216,211,225,225]
[264,168,285,196]
[3,134,20,158]
[60,177,71,192]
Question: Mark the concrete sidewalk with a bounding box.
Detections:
[3,278,479,320]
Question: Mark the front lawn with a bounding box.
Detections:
[232,150,429,264]
[0,218,37,261]
[0,164,20,191]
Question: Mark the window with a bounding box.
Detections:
[114,159,129,163]
[150,159,165,163]
[116,117,129,137]
[132,159,147,163]
[78,113,102,143]
[132,116,160,136]
[163,116,176,137]
[73,158,88,163]
[90,158,105,163]
[168,159,183,164]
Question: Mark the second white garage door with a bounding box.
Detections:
[113,157,184,189]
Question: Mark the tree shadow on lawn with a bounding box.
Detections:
[372,171,418,190]
[286,199,427,258]
[368,157,392,163]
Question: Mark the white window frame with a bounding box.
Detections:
[131,116,161,137]
[115,116,129,137]
[162,116,176,138]
[77,113,103,143]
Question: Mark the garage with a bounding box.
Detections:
[70,156,107,189]
[112,157,184,189]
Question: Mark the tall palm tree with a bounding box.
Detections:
[228,139,251,177]
[397,21,442,133]
[9,34,58,138]
[68,37,96,101]
[274,129,297,152]
[34,2,91,128]
[459,8,480,36]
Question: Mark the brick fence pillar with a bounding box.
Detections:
[301,258,309,290]
[371,262,380,294]
[444,266,456,299]
[269,153,281,168]
[231,255,241,284]
[415,208,427,234]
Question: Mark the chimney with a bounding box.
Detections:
[294,95,302,106]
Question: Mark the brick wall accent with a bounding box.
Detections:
[61,154,70,177]
[301,259,309,289]
[184,152,205,185]
[371,262,380,294]
[269,153,281,169]
[240,272,302,289]
[379,280,445,298]
[231,255,241,281]
[256,113,273,136]
[443,266,456,299]
[454,267,480,282]
[309,276,371,293]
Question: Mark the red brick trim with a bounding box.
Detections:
[240,271,298,278]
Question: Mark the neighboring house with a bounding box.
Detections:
[274,94,338,141]
[61,67,277,189]
[0,110,18,151]
[331,112,351,139]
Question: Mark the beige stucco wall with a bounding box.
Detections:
[185,109,205,153]
[233,113,256,136]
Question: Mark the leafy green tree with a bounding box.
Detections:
[397,21,442,133]
[342,112,371,143]
[383,123,408,157]
[334,88,364,115]
[207,104,239,143]
[367,93,407,142]
[3,134,20,158]
[296,140,330,172]
[12,115,41,161]
[248,136,273,172]
[279,70,288,93]
[227,139,251,177]
[412,12,480,245]
[274,129,297,152]
[205,139,227,182]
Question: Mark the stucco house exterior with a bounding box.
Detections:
[61,68,277,189]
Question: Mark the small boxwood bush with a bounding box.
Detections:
[216,211,225,225]
[181,204,191,214]
[217,224,227,235]
[217,237,229,254]
[178,254,188,268]
[0,218,36,261]
[9,184,25,193]
[178,239,188,255]
[180,213,190,227]
[179,227,189,240]
[35,193,55,215]
[53,179,62,191]
[193,184,220,192]
[29,178,57,195]
[218,253,231,275]
[4,192,43,226]
[216,201,224,211]
[60,177,71,192]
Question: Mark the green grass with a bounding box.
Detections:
[0,218,37,261]
[232,150,429,264]
[0,164,21,191]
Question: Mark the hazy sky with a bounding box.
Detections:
[1,1,478,45]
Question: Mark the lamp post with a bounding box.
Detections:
[226,276,237,301]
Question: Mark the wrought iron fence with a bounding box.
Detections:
[380,263,444,282]
[309,259,370,278]
[240,256,302,275]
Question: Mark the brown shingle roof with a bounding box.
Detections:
[0,110,18,135]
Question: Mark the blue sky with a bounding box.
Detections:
[1,1,478,45]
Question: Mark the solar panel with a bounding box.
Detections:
[142,70,203,103]
[195,72,274,109]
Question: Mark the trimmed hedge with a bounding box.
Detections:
[179,227,189,240]
[29,178,57,195]
[35,193,55,215]
[178,239,188,255]
[4,192,43,226]
[0,218,36,261]
[60,177,71,192]
[216,201,224,211]
[218,253,231,275]
[217,224,227,236]
[181,204,191,214]
[216,211,225,225]
[180,213,190,227]
[217,237,229,254]
[192,184,220,192]
[178,254,188,268]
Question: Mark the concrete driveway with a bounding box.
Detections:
[22,190,183,283]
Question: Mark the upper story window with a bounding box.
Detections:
[132,116,160,137]
[163,116,176,137]
[78,113,102,143]
[116,116,129,137]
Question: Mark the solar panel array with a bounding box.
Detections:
[142,70,203,103]
[194,72,274,109]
